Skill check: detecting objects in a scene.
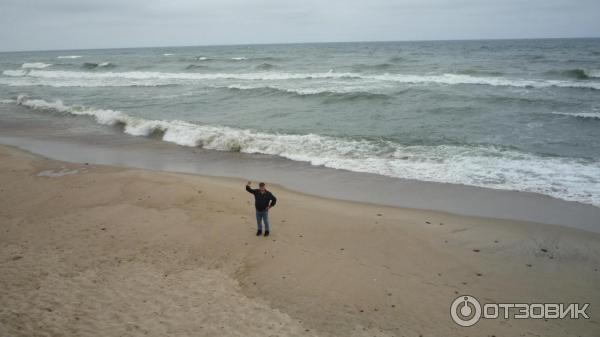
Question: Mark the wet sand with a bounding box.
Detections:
[1,101,599,232]
[1,145,599,337]
[0,131,599,233]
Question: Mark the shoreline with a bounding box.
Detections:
[0,131,599,233]
[0,144,599,337]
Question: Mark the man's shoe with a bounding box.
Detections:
[264,231,270,237]
[256,230,262,236]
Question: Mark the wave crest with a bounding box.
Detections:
[185,64,208,70]
[225,84,390,101]
[550,111,600,120]
[457,69,504,77]
[3,69,600,90]
[254,63,278,70]
[82,62,115,69]
[22,62,51,69]
[10,95,600,207]
[545,69,596,80]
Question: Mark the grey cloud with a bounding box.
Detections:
[0,0,598,52]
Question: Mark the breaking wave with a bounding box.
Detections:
[545,69,598,80]
[2,69,600,90]
[457,69,504,77]
[224,84,390,101]
[185,64,209,70]
[184,56,282,62]
[11,95,600,206]
[229,56,283,62]
[57,55,82,59]
[254,63,278,70]
[550,111,600,120]
[82,62,115,69]
[22,63,51,69]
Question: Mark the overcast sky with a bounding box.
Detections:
[1,0,599,52]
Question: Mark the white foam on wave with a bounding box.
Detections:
[225,83,380,96]
[21,63,51,69]
[550,111,600,120]
[3,69,600,90]
[16,95,127,126]
[163,53,174,56]
[57,55,82,59]
[3,70,26,76]
[231,57,247,61]
[11,95,600,206]
[227,84,323,95]
[587,69,600,78]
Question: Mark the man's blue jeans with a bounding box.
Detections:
[256,210,270,232]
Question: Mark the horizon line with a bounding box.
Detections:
[1,36,599,54]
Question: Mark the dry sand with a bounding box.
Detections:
[0,145,598,337]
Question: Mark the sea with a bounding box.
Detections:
[1,38,599,207]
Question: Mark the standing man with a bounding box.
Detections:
[246,181,277,237]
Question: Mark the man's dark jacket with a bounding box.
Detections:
[246,186,277,211]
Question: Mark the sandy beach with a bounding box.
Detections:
[1,144,599,337]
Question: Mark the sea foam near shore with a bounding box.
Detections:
[9,95,600,207]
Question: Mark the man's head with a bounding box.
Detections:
[259,182,266,192]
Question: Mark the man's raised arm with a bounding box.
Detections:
[246,181,255,194]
